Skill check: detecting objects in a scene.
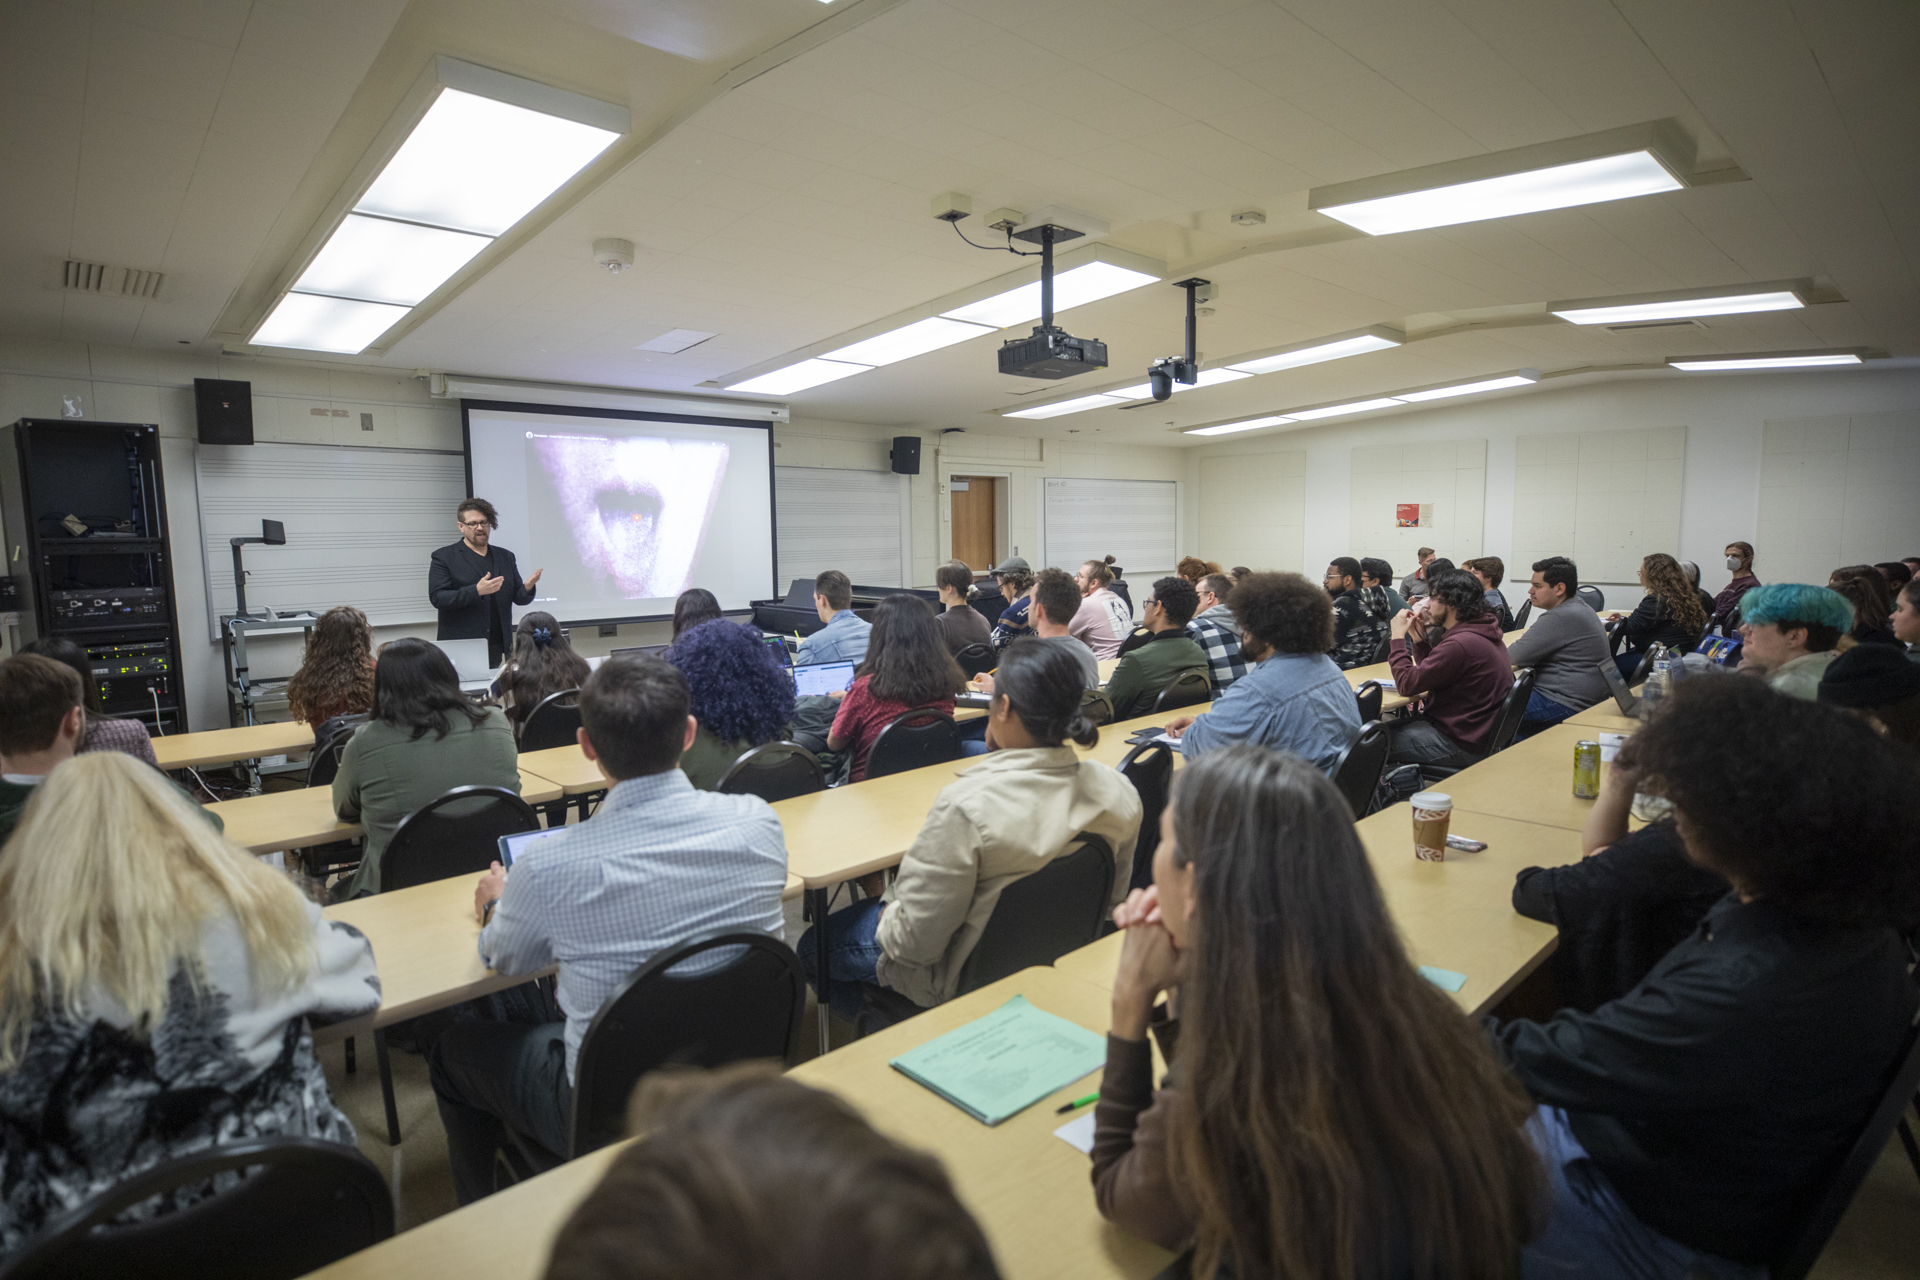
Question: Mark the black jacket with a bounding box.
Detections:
[428,541,534,645]
[1490,895,1917,1263]
[1608,594,1702,661]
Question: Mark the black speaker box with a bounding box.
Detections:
[194,378,254,445]
[890,435,920,475]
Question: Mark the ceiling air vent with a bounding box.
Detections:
[62,260,166,300]
[1603,317,1704,334]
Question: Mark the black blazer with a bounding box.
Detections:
[428,541,534,642]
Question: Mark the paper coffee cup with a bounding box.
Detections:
[1411,791,1453,862]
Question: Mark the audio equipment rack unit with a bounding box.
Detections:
[0,420,190,734]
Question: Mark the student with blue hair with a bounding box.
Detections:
[1736,582,1853,700]
[666,619,797,789]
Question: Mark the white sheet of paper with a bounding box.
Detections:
[1599,731,1629,763]
[1054,1111,1097,1155]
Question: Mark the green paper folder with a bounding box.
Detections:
[1420,965,1468,992]
[889,995,1107,1125]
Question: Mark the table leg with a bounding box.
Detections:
[809,885,831,1054]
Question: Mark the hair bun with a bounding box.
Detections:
[1067,713,1100,748]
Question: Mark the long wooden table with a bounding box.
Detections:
[1564,704,1642,734]
[208,768,565,854]
[154,720,315,770]
[302,966,1168,1280]
[1408,723,1602,833]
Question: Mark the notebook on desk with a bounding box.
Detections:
[890,995,1105,1125]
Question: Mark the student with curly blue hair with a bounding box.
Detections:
[667,619,797,789]
[1736,582,1853,700]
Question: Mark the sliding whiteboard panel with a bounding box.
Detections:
[774,466,909,588]
[195,442,468,638]
[1040,477,1177,576]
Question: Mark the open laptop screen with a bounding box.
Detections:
[791,660,855,698]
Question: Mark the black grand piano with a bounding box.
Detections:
[749,578,941,637]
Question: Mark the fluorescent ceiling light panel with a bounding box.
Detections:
[1394,370,1541,402]
[1667,351,1863,372]
[1286,397,1408,421]
[1106,368,1253,400]
[726,358,870,395]
[636,329,716,353]
[1227,330,1404,375]
[251,293,412,354]
[822,316,994,366]
[941,261,1159,329]
[356,88,620,236]
[1003,393,1134,420]
[290,214,492,306]
[1185,416,1296,436]
[1554,290,1804,326]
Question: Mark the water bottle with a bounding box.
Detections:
[1640,644,1673,714]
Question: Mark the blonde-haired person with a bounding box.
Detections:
[285,604,376,726]
[0,753,378,1256]
[1606,553,1707,681]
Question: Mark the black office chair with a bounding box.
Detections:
[1575,584,1605,612]
[299,716,367,882]
[1150,668,1212,715]
[510,932,805,1170]
[1329,721,1390,819]
[518,688,583,752]
[953,643,996,679]
[859,834,1117,1034]
[1416,667,1540,784]
[1118,742,1173,894]
[1369,632,1393,663]
[1079,687,1115,727]
[864,708,961,780]
[1510,598,1532,631]
[1354,679,1384,724]
[717,740,827,802]
[0,1136,392,1280]
[1768,1020,1920,1280]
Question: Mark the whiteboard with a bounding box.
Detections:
[774,466,910,588]
[1040,477,1177,577]
[195,442,468,639]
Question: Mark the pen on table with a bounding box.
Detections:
[1055,1092,1099,1114]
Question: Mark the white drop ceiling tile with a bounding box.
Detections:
[1417,82,1585,152]
[1489,13,1690,129]
[1,2,90,93]
[1277,0,1486,68]
[1177,3,1327,70]
[861,0,1007,58]
[206,55,357,148]
[1051,88,1200,145]
[1074,140,1249,210]
[58,291,142,346]
[1573,199,1745,287]
[1504,210,1672,293]
[92,0,250,47]
[937,33,1080,95]
[1202,99,1384,182]
[966,0,1160,62]
[868,59,998,119]
[87,15,235,94]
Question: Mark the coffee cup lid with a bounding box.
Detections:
[1411,792,1453,808]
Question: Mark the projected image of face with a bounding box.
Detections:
[527,433,730,600]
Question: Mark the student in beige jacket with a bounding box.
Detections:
[797,639,1142,1022]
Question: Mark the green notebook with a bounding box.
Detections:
[890,995,1107,1125]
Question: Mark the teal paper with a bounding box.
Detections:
[889,995,1106,1125]
[1420,965,1468,992]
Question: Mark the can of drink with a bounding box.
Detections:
[1572,740,1601,798]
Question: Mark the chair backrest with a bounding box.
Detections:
[1369,632,1393,664]
[1511,597,1532,631]
[1575,584,1605,612]
[0,1135,392,1280]
[1079,687,1115,727]
[1353,679,1383,724]
[1151,668,1212,715]
[304,714,366,788]
[1487,667,1538,755]
[1769,1018,1920,1280]
[569,932,805,1157]
[1118,742,1174,894]
[716,740,826,803]
[954,834,1117,994]
[864,708,961,779]
[1329,721,1390,819]
[517,688,583,752]
[953,643,996,678]
[382,786,541,892]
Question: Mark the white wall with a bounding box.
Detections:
[1190,365,1920,610]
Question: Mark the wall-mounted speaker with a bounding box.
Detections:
[194,378,253,445]
[890,435,920,475]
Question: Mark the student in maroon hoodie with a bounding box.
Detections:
[1384,569,1515,770]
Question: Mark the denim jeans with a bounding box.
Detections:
[1516,689,1579,739]
[797,896,887,1025]
[1385,718,1479,769]
[1522,1106,1766,1280]
[429,1019,573,1205]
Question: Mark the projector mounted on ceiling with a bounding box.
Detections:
[997,221,1109,380]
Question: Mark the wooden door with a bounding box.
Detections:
[949,476,997,570]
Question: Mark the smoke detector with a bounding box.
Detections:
[593,238,635,273]
[1229,208,1266,227]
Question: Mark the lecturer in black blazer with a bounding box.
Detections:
[428,498,543,666]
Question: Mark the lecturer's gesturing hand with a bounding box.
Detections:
[476,573,504,596]
[525,568,543,589]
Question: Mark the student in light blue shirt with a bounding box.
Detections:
[1168,571,1361,774]
[794,569,871,665]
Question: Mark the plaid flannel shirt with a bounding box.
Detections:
[1186,609,1251,690]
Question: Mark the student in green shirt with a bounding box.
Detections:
[1104,577,1210,720]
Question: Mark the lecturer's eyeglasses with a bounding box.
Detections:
[458,519,490,530]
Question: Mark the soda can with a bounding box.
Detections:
[1572,740,1601,799]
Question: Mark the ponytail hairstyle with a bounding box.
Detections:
[989,638,1099,749]
[500,610,590,728]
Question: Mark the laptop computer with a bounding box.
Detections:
[1596,660,1639,716]
[497,825,572,868]
[791,660,856,698]
[439,638,496,692]
[609,643,671,661]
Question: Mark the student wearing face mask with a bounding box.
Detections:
[1710,543,1759,635]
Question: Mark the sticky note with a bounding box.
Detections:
[1054,1112,1097,1155]
[1419,965,1467,992]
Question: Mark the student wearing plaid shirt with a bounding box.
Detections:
[1185,572,1250,691]
[428,655,789,1204]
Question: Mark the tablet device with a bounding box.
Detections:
[497,825,572,868]
[791,660,856,698]
[761,633,794,668]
